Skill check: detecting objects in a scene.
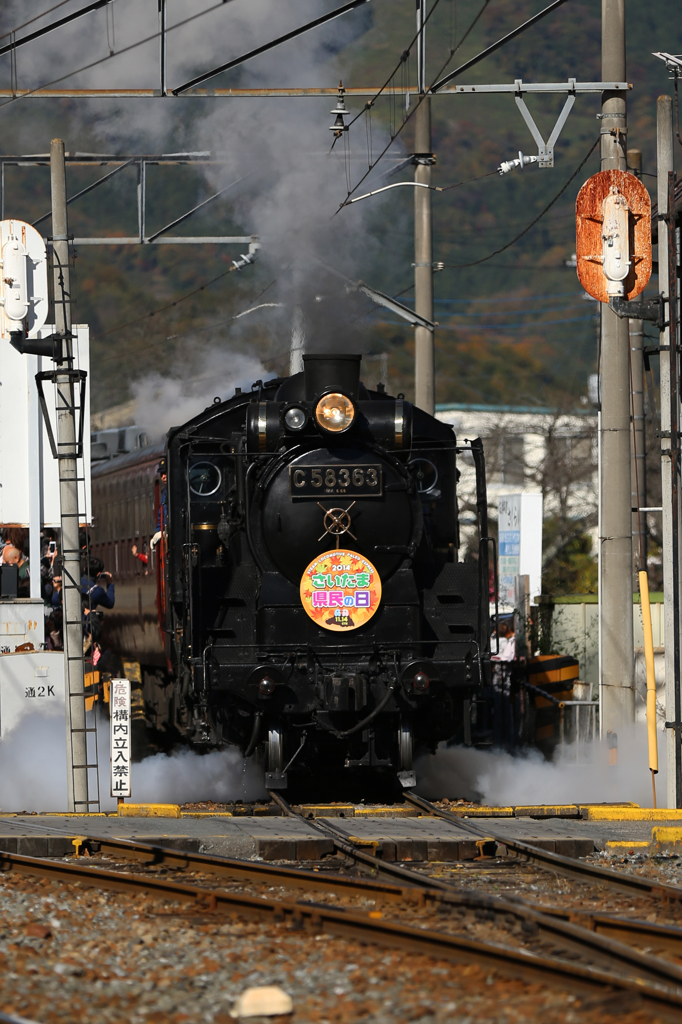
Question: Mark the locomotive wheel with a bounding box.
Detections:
[398,718,413,771]
[268,726,284,773]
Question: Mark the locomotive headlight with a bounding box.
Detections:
[284,406,307,431]
[315,393,355,433]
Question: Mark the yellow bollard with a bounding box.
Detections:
[639,570,658,806]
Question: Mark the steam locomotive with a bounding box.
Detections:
[91,354,492,793]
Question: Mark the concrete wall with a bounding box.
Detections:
[550,600,664,699]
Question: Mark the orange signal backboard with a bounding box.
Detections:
[575,169,652,302]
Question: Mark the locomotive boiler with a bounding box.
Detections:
[91,353,492,793]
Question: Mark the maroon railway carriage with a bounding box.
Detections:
[90,444,172,732]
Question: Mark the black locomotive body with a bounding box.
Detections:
[156,353,492,790]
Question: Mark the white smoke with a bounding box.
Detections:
[0,711,668,812]
[130,348,267,440]
[1,0,401,315]
[127,745,267,806]
[0,711,266,812]
[416,729,667,809]
[0,712,68,812]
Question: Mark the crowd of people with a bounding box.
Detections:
[2,459,166,660]
[0,527,117,660]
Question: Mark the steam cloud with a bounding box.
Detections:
[131,349,268,440]
[416,730,667,809]
[1,0,401,381]
[0,712,266,812]
[0,710,666,812]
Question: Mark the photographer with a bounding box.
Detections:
[82,570,115,611]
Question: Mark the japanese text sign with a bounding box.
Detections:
[110,678,132,799]
[300,549,382,632]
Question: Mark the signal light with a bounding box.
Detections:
[315,393,354,433]
[258,676,276,696]
[412,671,429,692]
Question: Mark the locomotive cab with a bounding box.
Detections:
[165,353,492,795]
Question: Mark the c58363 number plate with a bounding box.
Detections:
[289,464,383,497]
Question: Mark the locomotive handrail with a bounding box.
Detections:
[179,438,459,457]
[487,535,500,656]
[200,638,483,651]
[468,438,491,660]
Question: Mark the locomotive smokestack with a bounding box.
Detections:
[303,353,362,401]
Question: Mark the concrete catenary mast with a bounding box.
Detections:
[656,97,681,807]
[598,0,635,750]
[51,139,91,813]
[413,0,435,415]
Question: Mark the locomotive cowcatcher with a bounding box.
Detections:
[92,353,493,793]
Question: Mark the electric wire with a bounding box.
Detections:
[0,0,76,42]
[430,0,571,93]
[348,166,498,203]
[341,0,445,136]
[0,0,119,59]
[373,313,595,332]
[91,258,263,343]
[334,0,490,209]
[174,0,372,96]
[0,0,237,111]
[440,137,600,268]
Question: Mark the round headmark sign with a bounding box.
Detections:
[300,549,382,632]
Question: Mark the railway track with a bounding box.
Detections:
[6,795,682,1016]
[3,844,682,1019]
[69,832,682,982]
[404,793,682,899]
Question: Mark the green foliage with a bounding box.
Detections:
[0,1,679,414]
[542,521,598,596]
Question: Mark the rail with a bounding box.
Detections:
[71,833,682,988]
[3,845,682,1014]
[404,793,682,901]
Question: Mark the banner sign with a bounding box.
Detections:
[110,678,132,799]
[300,549,382,631]
[498,493,543,610]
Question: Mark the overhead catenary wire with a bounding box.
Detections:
[348,167,498,203]
[334,0,490,209]
[91,255,261,343]
[0,0,76,42]
[372,313,595,332]
[440,137,600,269]
[0,0,238,111]
[173,0,372,96]
[430,0,572,93]
[0,0,120,58]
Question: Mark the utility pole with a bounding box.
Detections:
[657,97,681,807]
[629,315,646,564]
[599,0,635,744]
[158,0,167,96]
[51,138,90,813]
[413,0,435,415]
[628,148,646,573]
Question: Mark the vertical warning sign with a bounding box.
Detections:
[110,678,132,799]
